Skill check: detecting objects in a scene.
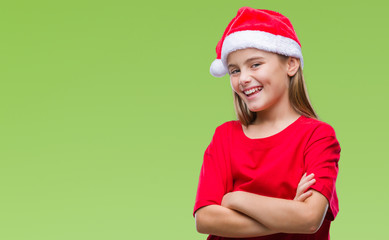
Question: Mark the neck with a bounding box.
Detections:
[253,99,300,126]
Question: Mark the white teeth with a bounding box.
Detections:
[244,87,262,95]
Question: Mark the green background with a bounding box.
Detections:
[0,0,387,239]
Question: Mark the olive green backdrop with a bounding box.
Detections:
[0,0,387,239]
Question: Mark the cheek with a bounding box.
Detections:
[278,76,291,90]
[272,79,290,96]
[230,78,239,92]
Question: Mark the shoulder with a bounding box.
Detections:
[205,120,240,151]
[299,116,337,137]
[214,120,241,133]
[299,116,341,152]
[209,120,241,141]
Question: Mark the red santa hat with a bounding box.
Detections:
[210,7,304,77]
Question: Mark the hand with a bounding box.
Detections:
[294,173,316,201]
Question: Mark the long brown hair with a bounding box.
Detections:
[233,56,318,127]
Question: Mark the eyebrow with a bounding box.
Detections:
[227,56,265,69]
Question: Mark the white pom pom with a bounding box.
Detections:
[210,59,228,77]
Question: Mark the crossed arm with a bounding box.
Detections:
[195,173,329,238]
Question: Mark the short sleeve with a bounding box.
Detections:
[193,124,233,217]
[304,124,341,220]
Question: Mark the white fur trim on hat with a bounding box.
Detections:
[210,30,304,77]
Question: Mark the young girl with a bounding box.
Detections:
[193,7,341,240]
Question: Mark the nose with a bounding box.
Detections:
[239,70,252,86]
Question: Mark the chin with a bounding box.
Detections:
[248,106,264,112]
[246,101,271,112]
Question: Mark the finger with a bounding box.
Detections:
[296,179,315,198]
[299,179,316,193]
[302,174,315,186]
[297,173,305,187]
[295,182,310,198]
[296,190,313,202]
[296,191,311,201]
[298,173,314,187]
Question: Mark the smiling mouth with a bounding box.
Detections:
[243,87,262,97]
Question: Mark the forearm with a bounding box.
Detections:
[195,204,277,238]
[223,191,328,234]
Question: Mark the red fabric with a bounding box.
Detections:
[215,7,301,59]
[193,116,341,240]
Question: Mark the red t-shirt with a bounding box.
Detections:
[193,116,341,240]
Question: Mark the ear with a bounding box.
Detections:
[287,57,300,77]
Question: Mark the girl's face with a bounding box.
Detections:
[227,48,296,113]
